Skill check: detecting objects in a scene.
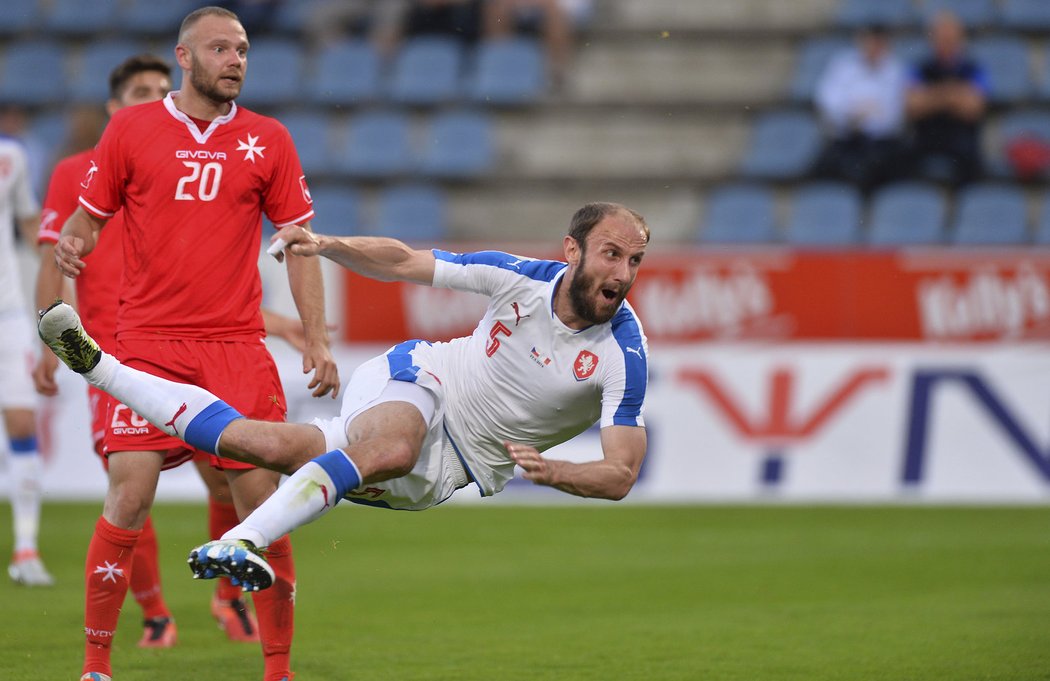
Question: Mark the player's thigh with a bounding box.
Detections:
[344,401,429,480]
[102,449,168,528]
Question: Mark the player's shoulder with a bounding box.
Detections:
[435,249,566,282]
[608,302,646,350]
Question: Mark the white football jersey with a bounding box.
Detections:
[0,137,39,313]
[387,249,649,496]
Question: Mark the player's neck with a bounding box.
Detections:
[172,89,233,122]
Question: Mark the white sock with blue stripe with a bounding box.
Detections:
[223,450,362,548]
[9,436,42,554]
[85,352,243,453]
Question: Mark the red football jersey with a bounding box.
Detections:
[78,93,314,341]
[39,149,123,354]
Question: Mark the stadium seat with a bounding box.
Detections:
[0,40,68,106]
[306,40,382,106]
[1035,195,1050,245]
[388,37,464,105]
[119,0,200,34]
[376,184,448,241]
[700,184,778,244]
[786,183,863,246]
[1041,47,1050,101]
[280,111,334,178]
[836,0,916,29]
[969,36,1033,103]
[236,39,303,107]
[305,185,362,237]
[335,111,414,178]
[987,109,1050,179]
[468,37,547,105]
[893,35,930,65]
[1001,0,1050,30]
[271,0,349,34]
[418,110,495,178]
[868,183,947,246]
[789,36,850,102]
[0,0,43,35]
[920,0,999,28]
[951,184,1029,245]
[740,110,821,180]
[45,0,120,36]
[69,41,149,103]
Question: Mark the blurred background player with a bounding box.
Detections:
[51,7,339,681]
[0,116,51,587]
[34,53,279,649]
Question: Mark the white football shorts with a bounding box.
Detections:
[0,309,39,410]
[311,353,473,510]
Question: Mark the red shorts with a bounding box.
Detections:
[88,385,111,460]
[103,336,287,471]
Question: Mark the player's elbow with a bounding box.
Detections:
[601,467,637,501]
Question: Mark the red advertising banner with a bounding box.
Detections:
[341,248,1050,343]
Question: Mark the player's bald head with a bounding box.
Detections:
[178,5,242,46]
[568,202,649,252]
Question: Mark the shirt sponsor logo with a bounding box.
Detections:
[81,160,99,189]
[573,350,598,381]
[299,175,312,203]
[175,150,228,160]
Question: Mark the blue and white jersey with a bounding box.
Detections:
[386,249,648,496]
[0,137,39,314]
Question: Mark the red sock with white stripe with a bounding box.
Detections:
[83,516,139,678]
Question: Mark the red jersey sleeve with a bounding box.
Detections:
[262,123,314,229]
[79,112,129,219]
[39,150,93,245]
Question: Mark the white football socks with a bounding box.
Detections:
[8,446,42,554]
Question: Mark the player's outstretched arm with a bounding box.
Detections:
[507,425,647,501]
[270,225,436,286]
[55,207,105,278]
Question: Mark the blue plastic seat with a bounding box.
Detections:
[280,112,334,178]
[837,0,916,29]
[69,41,149,103]
[305,185,361,237]
[1002,0,1050,30]
[306,40,382,106]
[469,38,547,105]
[868,183,946,246]
[988,109,1050,178]
[789,36,851,102]
[1035,194,1050,245]
[0,0,43,35]
[786,183,863,246]
[388,37,463,105]
[46,0,120,35]
[740,110,821,180]
[1040,47,1050,100]
[951,184,1029,245]
[376,184,447,241]
[970,36,1033,103]
[336,111,414,178]
[119,0,200,34]
[237,39,303,107]
[700,184,778,244]
[920,0,998,28]
[419,110,494,178]
[893,35,930,65]
[0,40,68,106]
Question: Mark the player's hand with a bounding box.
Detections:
[271,226,323,262]
[506,441,554,486]
[32,350,60,396]
[302,340,340,399]
[54,235,87,278]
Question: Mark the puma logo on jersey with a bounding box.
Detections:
[512,302,530,326]
[81,160,99,189]
[506,258,524,270]
[164,402,188,435]
[624,346,643,358]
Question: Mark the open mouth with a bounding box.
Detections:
[600,287,619,302]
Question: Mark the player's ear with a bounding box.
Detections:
[564,235,580,265]
[174,43,192,71]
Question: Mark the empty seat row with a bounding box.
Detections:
[293,183,448,242]
[0,0,200,37]
[701,182,1049,246]
[0,36,546,107]
[837,0,1050,31]
[791,34,1050,104]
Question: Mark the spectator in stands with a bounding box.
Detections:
[813,22,907,192]
[905,10,988,186]
[373,0,487,54]
[486,0,592,87]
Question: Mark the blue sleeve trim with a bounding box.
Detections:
[610,306,647,423]
[432,249,566,282]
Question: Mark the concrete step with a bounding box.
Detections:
[591,0,837,34]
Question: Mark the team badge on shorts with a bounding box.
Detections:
[573,350,598,381]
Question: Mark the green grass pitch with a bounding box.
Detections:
[2,503,1048,680]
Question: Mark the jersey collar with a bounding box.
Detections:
[163,91,238,145]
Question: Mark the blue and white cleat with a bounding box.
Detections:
[187,539,274,592]
[80,673,112,681]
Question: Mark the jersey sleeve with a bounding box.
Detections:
[431,249,565,297]
[600,306,648,428]
[262,123,315,228]
[38,157,80,245]
[79,115,128,219]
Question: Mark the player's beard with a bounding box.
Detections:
[190,56,241,104]
[568,250,628,326]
